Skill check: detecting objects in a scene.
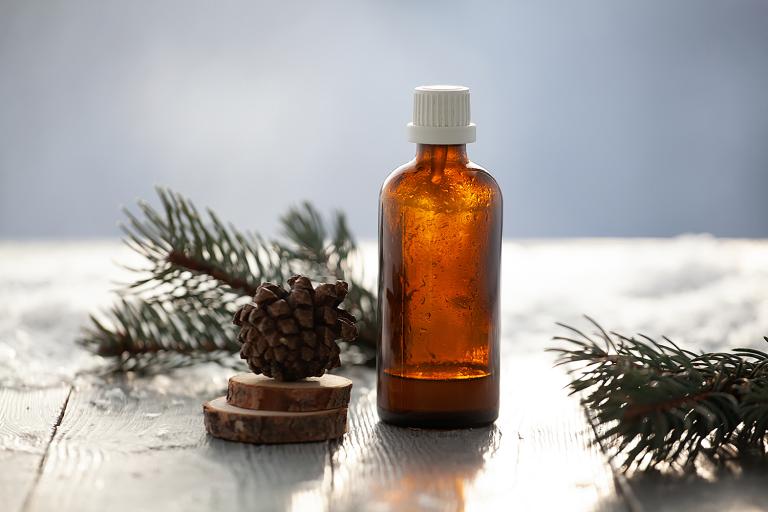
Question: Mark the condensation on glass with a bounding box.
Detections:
[377,143,502,428]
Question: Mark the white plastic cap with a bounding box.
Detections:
[407,85,476,145]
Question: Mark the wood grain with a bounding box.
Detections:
[204,396,347,443]
[14,360,625,512]
[23,381,334,512]
[0,386,71,512]
[7,240,768,511]
[331,354,624,512]
[16,365,768,511]
[626,468,768,512]
[226,373,352,411]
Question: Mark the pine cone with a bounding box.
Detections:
[233,275,359,381]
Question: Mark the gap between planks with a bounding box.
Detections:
[15,365,625,512]
[19,385,74,512]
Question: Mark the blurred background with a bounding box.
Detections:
[1,0,767,240]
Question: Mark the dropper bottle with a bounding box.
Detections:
[377,85,502,428]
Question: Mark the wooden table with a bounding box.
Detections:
[2,239,768,512]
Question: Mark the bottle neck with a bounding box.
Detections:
[415,144,469,165]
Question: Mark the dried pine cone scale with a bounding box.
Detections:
[234,275,359,381]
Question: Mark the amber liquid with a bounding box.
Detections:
[377,144,502,428]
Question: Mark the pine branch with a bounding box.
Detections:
[165,250,259,295]
[550,317,768,471]
[275,202,378,363]
[80,188,377,372]
[82,299,241,372]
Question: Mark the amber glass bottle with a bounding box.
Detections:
[377,86,502,428]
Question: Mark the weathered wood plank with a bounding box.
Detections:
[24,380,334,512]
[14,364,768,512]
[626,468,768,512]
[0,386,71,512]
[13,361,627,512]
[332,354,625,512]
[4,238,767,511]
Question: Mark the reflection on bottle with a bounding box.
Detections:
[378,86,502,428]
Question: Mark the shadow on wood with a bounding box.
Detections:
[204,435,333,510]
[331,417,500,512]
[627,463,768,512]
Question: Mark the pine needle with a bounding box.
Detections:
[80,187,377,372]
[551,319,768,470]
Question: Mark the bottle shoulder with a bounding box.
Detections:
[381,158,502,209]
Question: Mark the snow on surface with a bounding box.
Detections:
[1,237,767,389]
[502,236,768,355]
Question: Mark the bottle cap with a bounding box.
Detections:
[407,85,476,145]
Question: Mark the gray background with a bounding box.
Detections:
[1,0,767,239]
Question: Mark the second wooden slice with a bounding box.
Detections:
[204,397,347,444]
[227,373,352,412]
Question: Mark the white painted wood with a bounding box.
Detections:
[15,361,627,512]
[0,387,71,512]
[3,239,768,511]
[23,381,333,512]
[332,355,623,512]
[12,363,768,512]
[627,470,768,512]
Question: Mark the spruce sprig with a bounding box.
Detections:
[80,188,377,372]
[551,318,768,470]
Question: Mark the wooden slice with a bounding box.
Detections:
[203,397,347,444]
[226,373,352,412]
